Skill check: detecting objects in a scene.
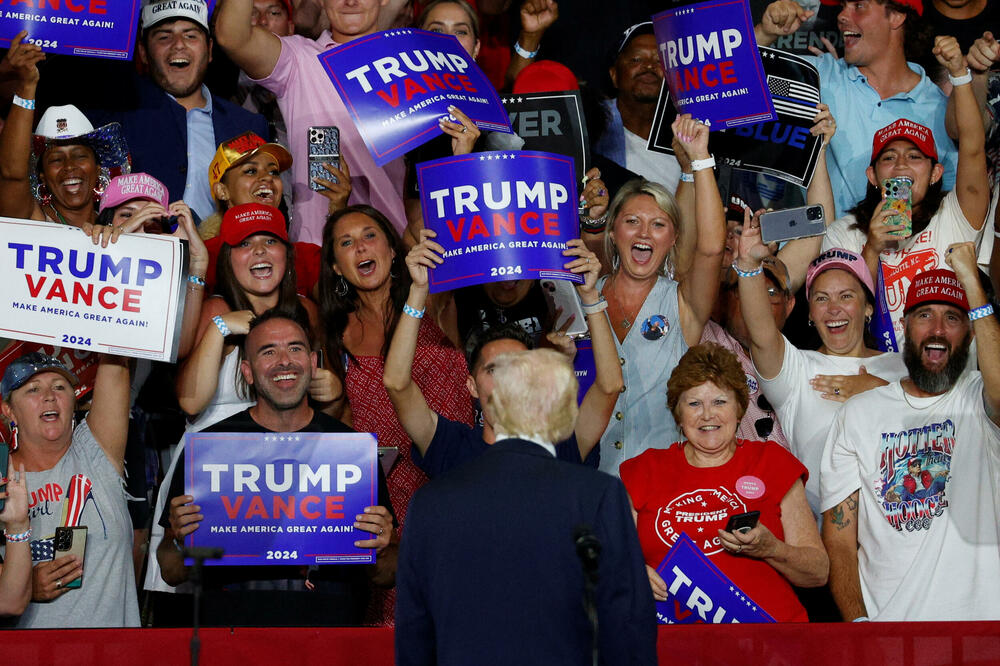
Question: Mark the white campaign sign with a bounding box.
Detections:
[0,218,186,362]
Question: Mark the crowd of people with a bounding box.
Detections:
[0,0,998,655]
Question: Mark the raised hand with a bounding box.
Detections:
[439,106,481,156]
[405,228,445,290]
[932,35,967,77]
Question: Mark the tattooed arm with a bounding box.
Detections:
[822,491,867,621]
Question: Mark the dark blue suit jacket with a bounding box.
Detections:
[396,438,657,666]
[86,76,268,205]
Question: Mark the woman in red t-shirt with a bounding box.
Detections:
[620,343,828,622]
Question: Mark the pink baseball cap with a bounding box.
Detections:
[221,203,288,246]
[806,248,875,300]
[99,173,169,213]
[904,269,969,314]
[871,118,937,162]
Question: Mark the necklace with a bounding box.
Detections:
[607,276,644,329]
[44,203,70,226]
[900,380,950,411]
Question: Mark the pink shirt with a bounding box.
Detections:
[254,32,407,244]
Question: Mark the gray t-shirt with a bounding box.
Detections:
[2,420,139,628]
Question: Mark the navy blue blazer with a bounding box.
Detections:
[86,75,268,205]
[396,438,657,666]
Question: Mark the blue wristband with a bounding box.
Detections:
[403,304,425,319]
[969,304,994,321]
[731,261,763,278]
[212,315,231,337]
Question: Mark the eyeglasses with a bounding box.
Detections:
[754,393,774,439]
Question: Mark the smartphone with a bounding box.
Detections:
[0,450,8,513]
[760,205,826,244]
[53,526,87,589]
[308,126,340,191]
[724,511,760,535]
[540,279,588,339]
[881,176,913,238]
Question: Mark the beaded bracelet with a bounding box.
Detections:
[4,528,31,543]
[212,315,231,337]
[187,274,206,287]
[403,303,425,319]
[731,261,763,278]
[969,303,994,321]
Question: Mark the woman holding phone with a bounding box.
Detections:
[620,343,828,622]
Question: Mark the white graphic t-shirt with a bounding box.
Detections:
[820,371,1000,621]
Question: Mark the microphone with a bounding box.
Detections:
[573,524,601,577]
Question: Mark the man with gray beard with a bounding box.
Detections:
[819,243,1000,621]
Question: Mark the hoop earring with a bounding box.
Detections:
[335,276,348,297]
[34,181,52,207]
[93,172,111,199]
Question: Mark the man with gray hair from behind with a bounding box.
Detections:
[395,348,656,666]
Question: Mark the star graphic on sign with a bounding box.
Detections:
[479,155,485,160]
[697,527,703,533]
[729,586,735,592]
[700,501,707,507]
[752,606,757,611]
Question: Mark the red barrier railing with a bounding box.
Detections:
[3,622,999,665]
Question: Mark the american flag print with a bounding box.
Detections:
[767,76,820,121]
[30,537,54,564]
[61,474,93,527]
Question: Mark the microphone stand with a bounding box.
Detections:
[183,547,224,666]
[574,526,601,666]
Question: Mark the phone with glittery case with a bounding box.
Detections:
[881,177,912,238]
[308,126,340,191]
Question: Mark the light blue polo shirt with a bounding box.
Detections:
[807,53,957,218]
[171,84,216,221]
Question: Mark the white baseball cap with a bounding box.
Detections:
[141,0,210,33]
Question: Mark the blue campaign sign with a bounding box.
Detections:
[319,29,512,167]
[417,150,583,293]
[654,534,776,624]
[0,0,142,60]
[184,431,378,567]
[653,0,775,129]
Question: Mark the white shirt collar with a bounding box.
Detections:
[494,429,556,457]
